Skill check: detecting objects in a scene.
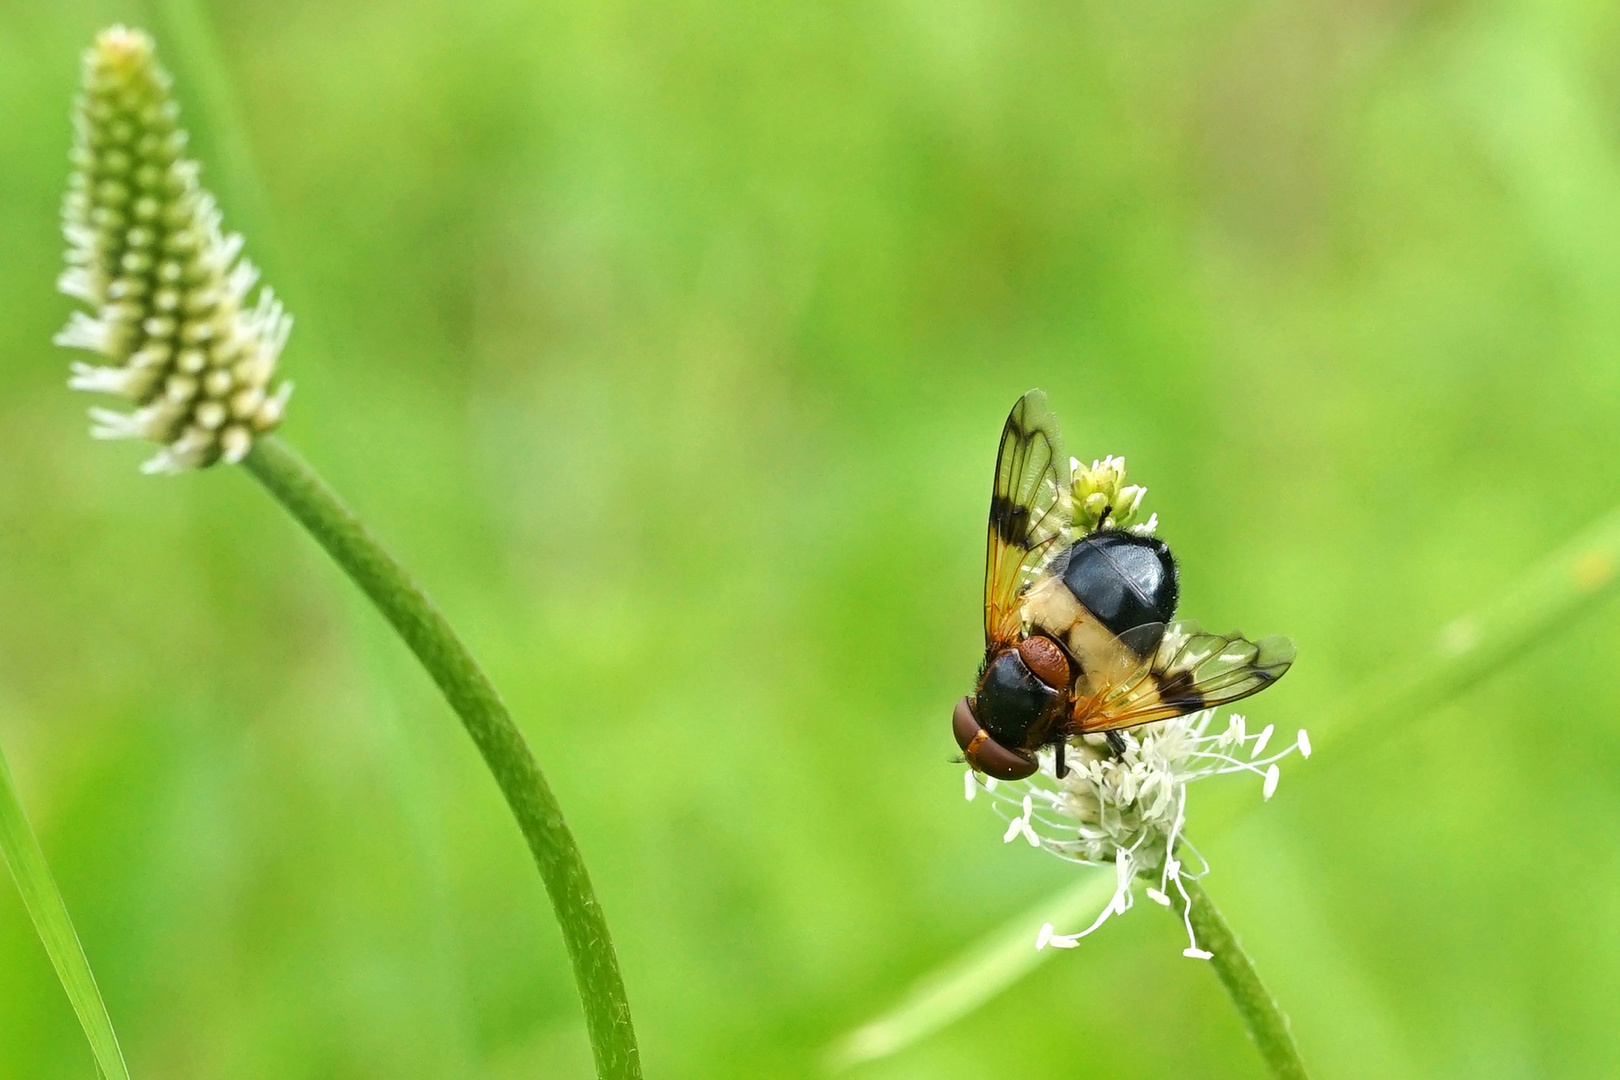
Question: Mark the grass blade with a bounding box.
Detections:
[826,870,1115,1071]
[1304,502,1620,757]
[0,740,131,1080]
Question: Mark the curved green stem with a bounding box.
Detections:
[243,435,641,1080]
[1172,875,1307,1080]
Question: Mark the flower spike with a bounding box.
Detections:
[969,709,1309,957]
[55,26,290,473]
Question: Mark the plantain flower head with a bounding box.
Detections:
[968,711,1309,958]
[55,26,290,473]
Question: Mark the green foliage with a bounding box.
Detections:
[4,2,1620,1078]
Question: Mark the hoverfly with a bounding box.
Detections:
[952,390,1295,780]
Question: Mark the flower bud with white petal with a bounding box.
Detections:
[1070,454,1152,533]
[55,26,292,474]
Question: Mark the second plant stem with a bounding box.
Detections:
[243,435,640,1080]
[1172,874,1308,1080]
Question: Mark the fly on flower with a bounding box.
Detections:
[952,390,1295,781]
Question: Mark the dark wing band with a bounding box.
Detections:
[1073,621,1295,733]
[984,390,1071,648]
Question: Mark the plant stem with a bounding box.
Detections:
[1172,874,1307,1080]
[242,435,641,1080]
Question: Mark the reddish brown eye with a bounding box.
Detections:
[952,697,982,752]
[1017,635,1071,690]
[952,697,1038,780]
[971,736,1039,781]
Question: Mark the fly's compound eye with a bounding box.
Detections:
[1016,634,1071,689]
[952,696,1038,781]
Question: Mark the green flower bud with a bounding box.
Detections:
[55,26,291,474]
[1070,455,1153,533]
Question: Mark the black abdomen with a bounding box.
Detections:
[1056,530,1178,639]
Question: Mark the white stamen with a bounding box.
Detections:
[68,362,142,397]
[89,404,175,441]
[1222,714,1245,748]
[53,311,115,354]
[1297,729,1312,758]
[1262,764,1280,800]
[220,425,253,464]
[225,257,260,303]
[1250,724,1274,758]
[57,267,101,304]
[1013,796,1040,847]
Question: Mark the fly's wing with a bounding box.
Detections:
[1072,620,1296,733]
[985,390,1071,648]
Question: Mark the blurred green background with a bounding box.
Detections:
[4,1,1620,1077]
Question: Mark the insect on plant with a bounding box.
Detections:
[953,390,1296,780]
